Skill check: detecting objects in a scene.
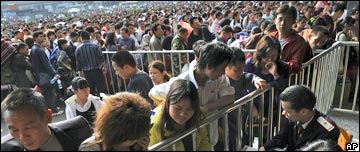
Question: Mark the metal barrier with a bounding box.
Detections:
[287,41,359,113]
[101,41,358,150]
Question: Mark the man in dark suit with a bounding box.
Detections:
[1,88,92,151]
[259,85,340,151]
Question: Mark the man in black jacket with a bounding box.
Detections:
[1,88,91,151]
[259,85,340,151]
[30,31,62,114]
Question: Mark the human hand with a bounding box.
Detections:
[55,74,61,79]
[265,62,279,79]
[134,135,150,151]
[254,78,267,90]
[259,146,266,151]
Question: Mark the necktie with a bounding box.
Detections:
[297,124,303,137]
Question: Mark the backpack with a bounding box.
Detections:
[337,127,353,151]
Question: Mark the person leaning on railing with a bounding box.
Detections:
[149,79,211,151]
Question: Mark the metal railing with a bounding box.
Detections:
[100,41,358,150]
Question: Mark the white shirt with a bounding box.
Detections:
[64,94,104,120]
[149,67,235,147]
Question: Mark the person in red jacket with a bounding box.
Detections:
[269,4,307,74]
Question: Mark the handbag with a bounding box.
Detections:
[38,72,53,88]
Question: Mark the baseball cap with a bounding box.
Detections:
[71,76,89,90]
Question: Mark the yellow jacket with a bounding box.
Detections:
[149,106,211,151]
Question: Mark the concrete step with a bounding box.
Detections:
[327,108,359,140]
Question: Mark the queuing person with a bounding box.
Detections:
[222,47,267,149]
[10,42,34,88]
[148,60,170,87]
[79,92,151,151]
[30,31,62,115]
[111,50,155,107]
[149,42,234,149]
[75,31,107,97]
[64,77,103,126]
[1,88,92,151]
[269,4,307,74]
[149,79,210,150]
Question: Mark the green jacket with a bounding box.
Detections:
[149,106,211,151]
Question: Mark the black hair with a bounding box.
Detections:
[80,31,90,40]
[279,85,316,112]
[198,42,232,70]
[111,50,136,68]
[57,39,68,50]
[228,47,245,67]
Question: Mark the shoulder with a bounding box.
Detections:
[50,116,92,145]
[65,95,77,105]
[1,134,24,151]
[79,136,101,151]
[316,115,337,132]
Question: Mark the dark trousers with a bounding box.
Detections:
[84,69,105,97]
[42,86,57,113]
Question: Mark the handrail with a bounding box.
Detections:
[102,49,257,54]
[148,83,274,151]
[302,41,359,68]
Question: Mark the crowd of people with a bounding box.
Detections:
[1,1,359,151]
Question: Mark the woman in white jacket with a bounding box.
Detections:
[65,76,103,126]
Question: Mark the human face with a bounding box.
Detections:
[74,87,90,101]
[225,62,245,81]
[191,18,201,29]
[281,101,304,122]
[149,67,164,85]
[19,45,29,56]
[169,98,194,126]
[112,61,129,79]
[262,48,279,63]
[309,32,327,49]
[154,25,164,37]
[120,30,129,40]
[35,34,44,44]
[275,13,295,33]
[205,61,228,80]
[4,105,51,150]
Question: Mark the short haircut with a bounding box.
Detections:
[151,23,164,33]
[33,31,44,39]
[279,85,316,112]
[69,32,79,38]
[120,27,129,33]
[189,16,202,25]
[221,25,233,33]
[1,88,47,120]
[14,31,21,35]
[311,25,330,37]
[114,23,122,30]
[55,27,62,33]
[192,40,207,58]
[24,36,34,48]
[111,50,136,68]
[46,30,55,38]
[228,47,246,67]
[275,4,297,22]
[178,27,188,34]
[80,31,90,40]
[85,26,95,33]
[198,41,233,70]
[57,39,68,50]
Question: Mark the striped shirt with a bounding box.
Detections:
[75,40,104,71]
